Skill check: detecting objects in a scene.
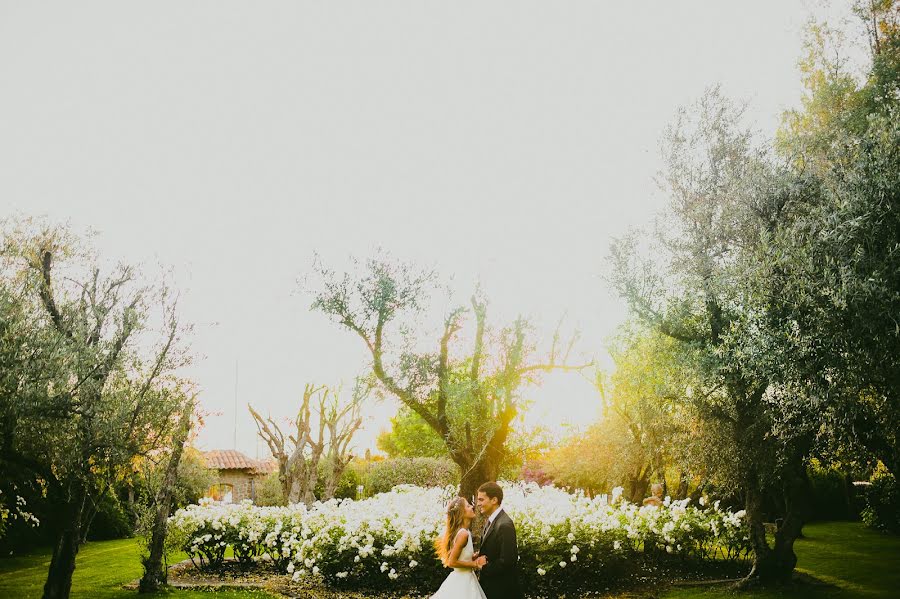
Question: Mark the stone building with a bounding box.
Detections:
[202,449,275,503]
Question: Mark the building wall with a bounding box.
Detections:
[208,469,262,503]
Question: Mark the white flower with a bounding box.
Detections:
[570,555,577,562]
[537,567,546,576]
[409,560,418,568]
[567,532,575,542]
[336,572,348,578]
[699,496,706,506]
[559,561,567,568]
[312,566,319,575]
[613,540,622,550]
[570,545,579,554]
[286,562,295,573]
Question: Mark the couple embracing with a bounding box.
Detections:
[432,482,523,599]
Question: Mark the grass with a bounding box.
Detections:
[661,521,900,599]
[0,538,276,599]
[0,522,897,598]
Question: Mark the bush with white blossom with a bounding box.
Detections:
[169,482,750,593]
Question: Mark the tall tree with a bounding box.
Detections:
[321,380,365,501]
[139,392,196,593]
[250,381,363,504]
[772,1,900,477]
[0,222,191,599]
[610,89,816,583]
[308,256,589,498]
[605,326,696,502]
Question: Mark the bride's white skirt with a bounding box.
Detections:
[431,569,487,599]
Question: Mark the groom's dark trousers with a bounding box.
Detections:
[477,510,523,599]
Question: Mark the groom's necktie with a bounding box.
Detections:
[481,517,491,540]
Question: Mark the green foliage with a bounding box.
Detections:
[543,422,617,495]
[862,464,900,534]
[87,493,133,541]
[363,457,458,495]
[0,220,195,595]
[773,90,900,476]
[315,458,361,500]
[545,327,707,502]
[769,2,900,478]
[253,472,286,507]
[807,461,854,522]
[376,405,446,458]
[134,447,215,513]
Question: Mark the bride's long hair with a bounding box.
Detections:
[435,496,468,566]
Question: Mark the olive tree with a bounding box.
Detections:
[250,381,363,505]
[0,222,192,599]
[307,255,589,499]
[609,89,818,583]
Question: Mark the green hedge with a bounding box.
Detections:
[362,457,458,495]
[862,466,900,534]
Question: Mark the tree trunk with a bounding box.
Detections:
[674,471,690,500]
[322,457,347,501]
[741,469,809,586]
[140,403,192,592]
[299,450,324,506]
[628,469,650,503]
[42,500,84,599]
[287,476,301,504]
[742,481,777,585]
[458,456,500,502]
[278,457,294,504]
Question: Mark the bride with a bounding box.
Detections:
[431,496,487,599]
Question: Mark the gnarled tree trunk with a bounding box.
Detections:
[741,466,811,586]
[140,400,194,592]
[42,495,85,599]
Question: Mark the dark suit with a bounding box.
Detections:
[477,509,523,599]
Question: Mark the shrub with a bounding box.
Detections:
[87,493,133,541]
[861,464,900,534]
[255,471,286,506]
[363,458,458,495]
[315,460,363,500]
[168,482,751,593]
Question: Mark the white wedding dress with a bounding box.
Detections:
[431,529,487,599]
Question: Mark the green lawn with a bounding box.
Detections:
[0,522,897,598]
[662,522,900,599]
[0,539,276,599]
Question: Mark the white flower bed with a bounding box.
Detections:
[168,482,750,592]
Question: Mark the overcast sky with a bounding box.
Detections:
[0,1,859,459]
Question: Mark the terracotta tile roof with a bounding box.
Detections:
[203,449,267,471]
[253,458,278,474]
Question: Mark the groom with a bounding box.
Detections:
[474,481,523,599]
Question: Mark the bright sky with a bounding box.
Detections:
[0,1,859,459]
